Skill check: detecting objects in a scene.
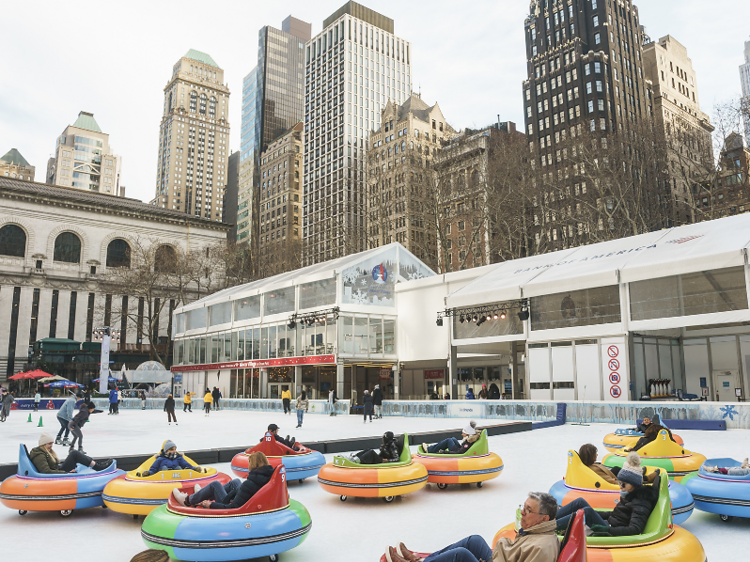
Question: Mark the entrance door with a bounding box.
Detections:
[713,370,739,402]
[425,380,442,399]
[269,384,280,400]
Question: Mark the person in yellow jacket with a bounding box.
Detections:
[183,392,195,413]
[281,387,292,415]
[203,388,213,416]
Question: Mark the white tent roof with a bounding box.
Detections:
[447,213,750,309]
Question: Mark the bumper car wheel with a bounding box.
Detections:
[18,510,27,516]
[339,495,347,502]
[720,514,733,522]
[60,510,73,517]
[437,483,448,490]
[383,496,395,503]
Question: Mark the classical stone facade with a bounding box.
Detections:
[0,177,230,380]
[45,111,123,196]
[151,50,231,222]
[0,148,35,182]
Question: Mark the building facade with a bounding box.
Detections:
[224,151,240,241]
[523,0,657,251]
[0,176,229,380]
[151,50,231,221]
[303,1,412,266]
[643,35,714,225]
[705,133,750,217]
[740,40,750,146]
[1,148,35,181]
[236,16,310,246]
[258,122,303,273]
[46,112,123,196]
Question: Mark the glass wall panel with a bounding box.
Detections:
[176,340,184,364]
[234,295,261,321]
[188,339,196,363]
[454,301,524,339]
[384,319,395,353]
[342,247,397,306]
[260,327,269,359]
[531,286,621,331]
[341,316,354,353]
[210,335,219,363]
[264,286,295,316]
[299,277,337,310]
[237,331,245,360]
[175,313,185,334]
[268,325,277,358]
[326,320,336,354]
[222,333,231,362]
[370,318,383,353]
[231,331,239,360]
[630,266,748,321]
[199,337,206,364]
[209,302,232,326]
[252,328,260,359]
[354,318,369,353]
[278,324,287,356]
[186,308,207,330]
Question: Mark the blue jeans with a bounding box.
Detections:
[428,437,461,454]
[56,416,71,440]
[424,535,493,562]
[555,497,609,530]
[188,478,241,506]
[297,409,304,426]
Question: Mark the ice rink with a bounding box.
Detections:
[1,408,749,561]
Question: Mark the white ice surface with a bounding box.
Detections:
[1,409,749,562]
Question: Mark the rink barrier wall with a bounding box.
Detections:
[380,400,749,429]
[0,421,531,481]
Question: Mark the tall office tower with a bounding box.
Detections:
[643,35,714,225]
[236,16,311,246]
[46,111,123,196]
[151,50,230,221]
[303,2,411,265]
[224,150,240,240]
[741,40,750,145]
[523,0,655,251]
[0,148,35,181]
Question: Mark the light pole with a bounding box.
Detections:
[93,327,120,395]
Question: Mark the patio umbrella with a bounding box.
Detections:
[45,380,83,388]
[38,375,66,383]
[24,369,53,379]
[92,376,120,383]
[8,372,34,380]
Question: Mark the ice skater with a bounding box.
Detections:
[281,386,291,414]
[203,388,213,416]
[295,391,308,428]
[183,391,194,412]
[164,394,178,425]
[1,390,15,422]
[108,386,118,415]
[55,391,81,445]
[363,389,373,423]
[68,401,101,454]
[212,387,221,411]
[373,384,383,418]
[34,390,41,412]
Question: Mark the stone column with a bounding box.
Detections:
[260,368,268,398]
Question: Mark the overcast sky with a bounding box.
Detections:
[1,0,749,204]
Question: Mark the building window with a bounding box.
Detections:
[106,239,131,268]
[200,94,207,115]
[154,245,177,273]
[53,232,82,263]
[190,91,197,112]
[209,97,216,118]
[0,224,26,257]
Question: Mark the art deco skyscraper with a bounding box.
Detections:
[152,50,230,221]
[303,1,411,265]
[236,16,311,245]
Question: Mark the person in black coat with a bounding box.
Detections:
[625,424,676,452]
[555,452,660,536]
[488,383,501,399]
[164,394,177,425]
[68,402,100,454]
[635,416,653,433]
[174,452,274,509]
[372,384,384,418]
[363,389,374,423]
[350,431,400,464]
[211,387,221,411]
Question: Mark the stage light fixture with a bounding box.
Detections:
[500,311,507,320]
[517,308,530,321]
[436,317,443,327]
[493,313,498,320]
[472,314,478,322]
[460,315,465,323]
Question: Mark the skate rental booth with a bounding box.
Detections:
[171,243,435,404]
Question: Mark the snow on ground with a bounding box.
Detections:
[1,409,749,562]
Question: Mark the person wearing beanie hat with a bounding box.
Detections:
[141,440,205,477]
[554,451,661,537]
[29,432,113,474]
[422,421,481,455]
[372,384,384,419]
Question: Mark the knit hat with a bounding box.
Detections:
[462,421,478,436]
[617,451,644,487]
[163,440,177,452]
[38,433,54,447]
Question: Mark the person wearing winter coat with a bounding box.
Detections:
[372,384,384,419]
[174,452,273,509]
[554,451,661,536]
[465,388,475,399]
[281,387,292,414]
[164,394,177,425]
[34,391,41,412]
[68,401,99,453]
[478,384,488,399]
[203,389,213,416]
[0,390,15,422]
[295,391,309,428]
[183,392,195,412]
[350,431,400,464]
[576,443,652,486]
[363,389,374,423]
[55,392,80,445]
[422,422,481,455]
[30,432,112,474]
[109,387,119,415]
[635,417,653,433]
[625,424,676,452]
[211,387,221,411]
[488,383,501,399]
[143,440,200,476]
[328,388,337,416]
[704,457,750,475]
[264,423,300,450]
[386,491,559,562]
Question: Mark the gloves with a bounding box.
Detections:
[141,470,151,477]
[590,525,610,537]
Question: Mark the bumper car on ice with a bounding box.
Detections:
[603,428,683,453]
[142,465,311,562]
[496,473,705,562]
[549,449,694,524]
[603,429,705,482]
[0,444,123,517]
[317,433,427,502]
[682,458,750,522]
[231,432,325,483]
[103,449,231,517]
[412,429,503,489]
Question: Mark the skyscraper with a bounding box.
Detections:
[303,1,411,265]
[236,16,311,246]
[46,111,123,196]
[740,40,750,145]
[151,50,230,221]
[0,148,35,181]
